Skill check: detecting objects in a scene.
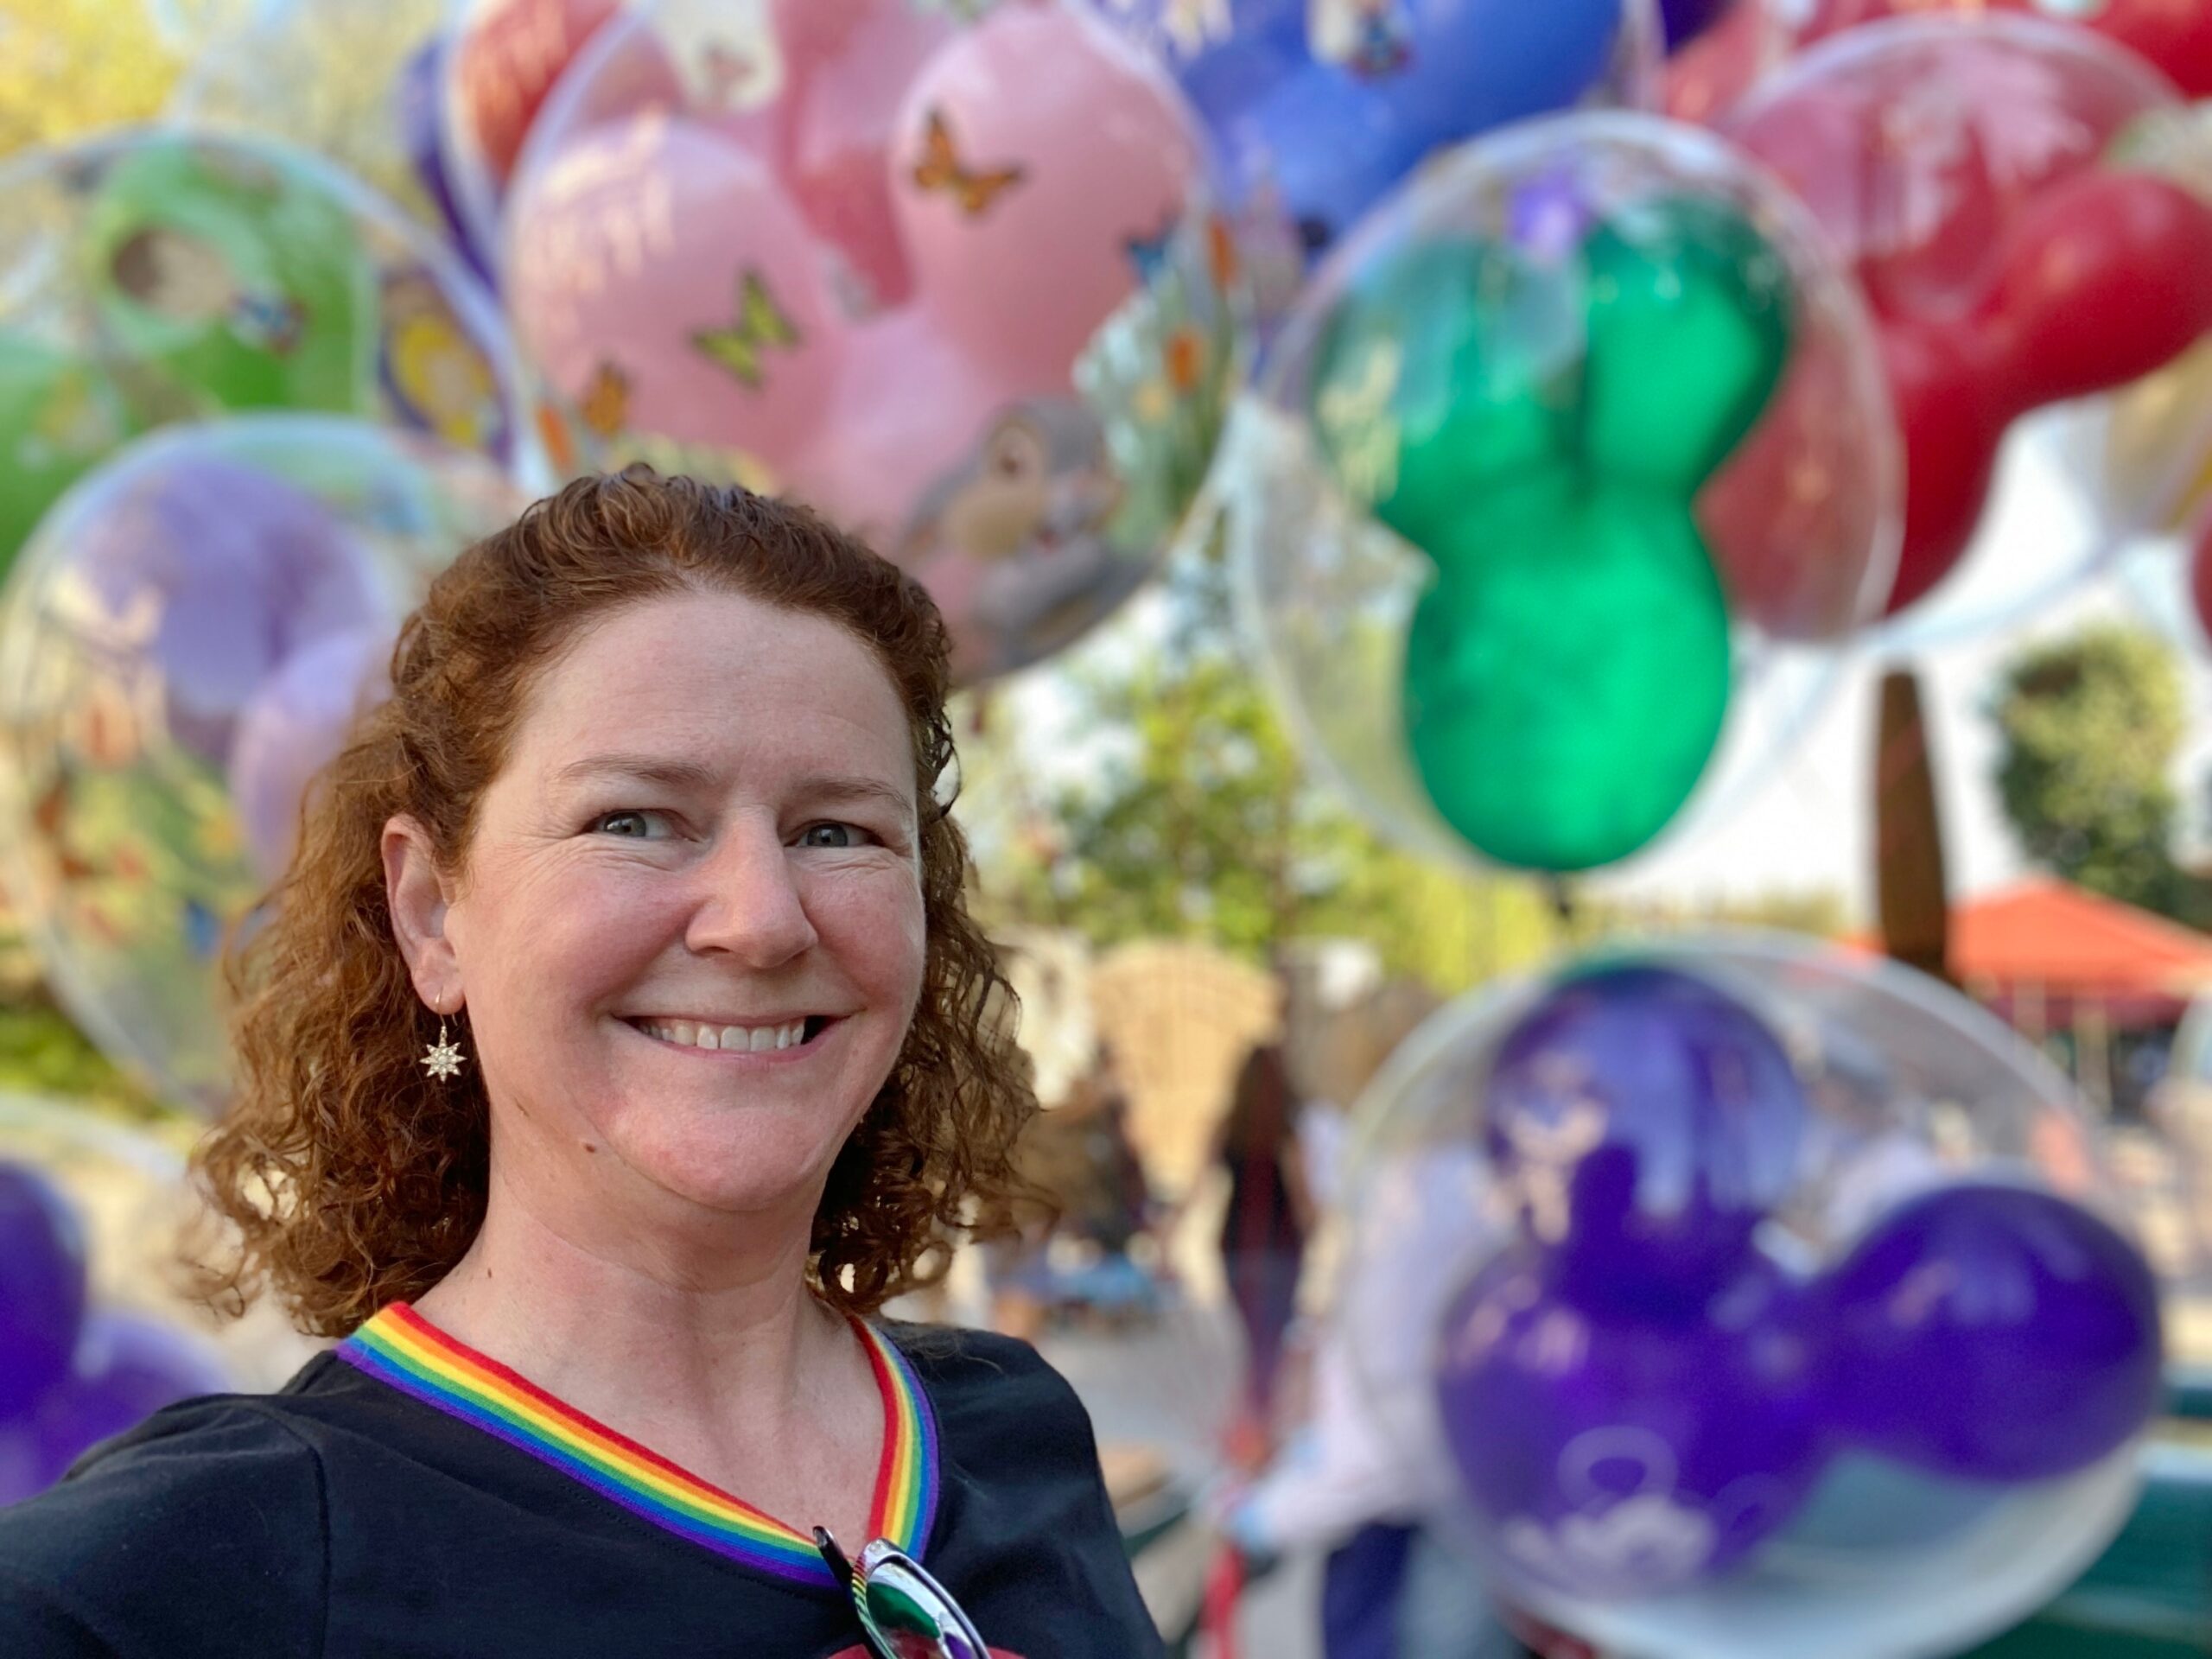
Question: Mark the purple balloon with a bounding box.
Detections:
[17,1310,232,1495]
[396,35,496,284]
[1817,1183,2163,1482]
[1659,0,1732,49]
[229,626,392,882]
[76,454,379,767]
[0,1163,87,1418]
[1484,964,1807,1306]
[1436,1248,1827,1597]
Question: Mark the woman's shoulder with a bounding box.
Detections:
[0,1361,350,1658]
[883,1322,1107,1472]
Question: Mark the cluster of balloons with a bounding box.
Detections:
[0,420,521,1112]
[1227,2,2212,877]
[496,0,1249,683]
[0,130,524,579]
[1339,935,2163,1659]
[0,1160,230,1504]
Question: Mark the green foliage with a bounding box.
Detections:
[1990,623,2202,921]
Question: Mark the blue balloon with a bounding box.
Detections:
[1483,963,1808,1307]
[1091,0,1643,259]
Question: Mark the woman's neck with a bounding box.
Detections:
[410,1161,879,1530]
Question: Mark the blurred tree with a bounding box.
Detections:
[1990,623,2203,923]
[0,0,200,156]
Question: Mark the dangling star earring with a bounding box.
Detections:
[422,1016,467,1083]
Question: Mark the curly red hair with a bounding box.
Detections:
[192,471,1033,1338]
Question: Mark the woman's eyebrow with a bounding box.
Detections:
[550,753,720,791]
[798,773,918,818]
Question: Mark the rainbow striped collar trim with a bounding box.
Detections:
[338,1301,939,1589]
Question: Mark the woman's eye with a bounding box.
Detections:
[592,810,671,839]
[797,822,873,850]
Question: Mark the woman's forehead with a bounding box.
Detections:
[509,592,913,782]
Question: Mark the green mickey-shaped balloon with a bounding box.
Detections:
[1308,194,1794,872]
[79,138,378,422]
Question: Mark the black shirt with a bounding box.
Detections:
[0,1322,1164,1658]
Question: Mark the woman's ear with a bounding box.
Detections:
[383,815,461,1013]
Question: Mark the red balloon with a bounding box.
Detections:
[1880,172,2212,614]
[1807,2,2212,99]
[455,0,627,187]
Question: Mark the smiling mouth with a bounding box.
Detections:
[622,1015,835,1055]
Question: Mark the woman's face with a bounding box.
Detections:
[416,588,926,1235]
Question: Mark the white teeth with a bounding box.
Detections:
[640,1017,816,1052]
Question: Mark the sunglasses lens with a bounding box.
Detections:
[858,1550,986,1659]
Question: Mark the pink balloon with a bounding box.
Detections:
[781,306,1011,546]
[507,114,845,473]
[888,1,1200,394]
[229,627,391,883]
[769,0,953,315]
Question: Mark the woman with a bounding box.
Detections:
[1212,1039,1315,1436]
[0,474,1161,1658]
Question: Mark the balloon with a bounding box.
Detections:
[452,0,629,188]
[0,418,524,1113]
[0,130,531,484]
[21,1310,232,1489]
[513,0,1249,684]
[1341,934,2155,1659]
[0,334,135,572]
[60,455,379,770]
[1726,16,2212,620]
[80,136,379,417]
[0,1163,88,1419]
[889,3,1202,394]
[1090,0,1660,265]
[1802,1,2212,101]
[396,35,495,283]
[1304,175,1787,869]
[229,628,393,884]
[1233,113,1892,874]
[772,0,956,315]
[1660,0,1733,51]
[1816,1183,2164,1483]
[2195,522,2212,646]
[1434,1248,1827,1599]
[507,115,846,478]
[1483,963,1808,1306]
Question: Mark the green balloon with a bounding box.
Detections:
[1580,197,1794,492]
[1404,477,1732,873]
[1305,190,1798,870]
[80,139,378,419]
[0,334,135,570]
[1308,237,1577,556]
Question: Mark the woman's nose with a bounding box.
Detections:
[684,819,818,966]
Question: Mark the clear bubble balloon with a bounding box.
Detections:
[0,1095,319,1506]
[1338,931,2158,1659]
[505,0,1250,684]
[0,416,525,1115]
[0,127,535,577]
[1225,111,1896,875]
[1724,16,2209,640]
